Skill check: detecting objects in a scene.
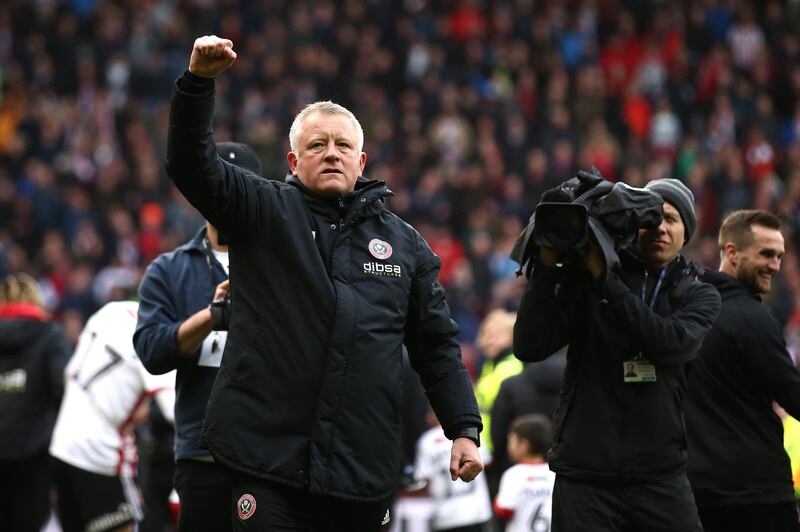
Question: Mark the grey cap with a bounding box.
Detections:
[644,178,697,244]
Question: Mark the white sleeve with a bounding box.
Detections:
[138,363,176,424]
[414,432,433,480]
[495,467,520,511]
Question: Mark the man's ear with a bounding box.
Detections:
[359,152,366,174]
[723,242,738,265]
[287,152,298,174]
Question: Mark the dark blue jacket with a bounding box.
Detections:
[165,72,481,502]
[134,226,227,460]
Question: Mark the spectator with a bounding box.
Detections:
[0,272,72,532]
[490,348,566,486]
[2,1,800,364]
[474,309,523,454]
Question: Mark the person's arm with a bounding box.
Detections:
[134,260,197,374]
[601,274,721,366]
[404,233,482,481]
[493,470,517,521]
[175,279,229,354]
[513,249,582,363]
[166,36,270,237]
[741,309,800,417]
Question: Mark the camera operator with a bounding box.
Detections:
[514,178,721,531]
[134,142,262,532]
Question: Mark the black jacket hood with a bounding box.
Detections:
[0,319,51,352]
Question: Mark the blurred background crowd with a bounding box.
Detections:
[2,0,800,368]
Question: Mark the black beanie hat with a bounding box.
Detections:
[217,142,263,176]
[644,178,697,244]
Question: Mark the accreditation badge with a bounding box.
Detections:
[623,356,657,383]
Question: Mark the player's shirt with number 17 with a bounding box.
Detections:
[494,462,555,532]
[50,301,176,478]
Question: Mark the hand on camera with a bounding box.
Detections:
[578,234,604,279]
[538,246,560,267]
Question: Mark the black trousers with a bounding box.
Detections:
[230,471,392,531]
[699,501,800,532]
[137,437,175,532]
[174,459,233,532]
[0,454,52,532]
[52,458,137,532]
[552,472,703,532]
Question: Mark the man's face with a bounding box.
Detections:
[507,433,528,464]
[730,225,784,294]
[638,202,685,270]
[287,111,366,196]
[477,318,513,359]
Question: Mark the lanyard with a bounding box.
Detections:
[641,267,667,310]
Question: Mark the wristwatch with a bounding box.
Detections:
[452,427,480,447]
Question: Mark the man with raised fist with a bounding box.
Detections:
[164,35,483,531]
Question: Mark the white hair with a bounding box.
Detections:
[288,101,364,153]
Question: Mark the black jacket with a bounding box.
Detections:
[514,251,720,483]
[134,226,227,460]
[166,72,480,501]
[686,270,800,507]
[490,353,566,478]
[0,304,72,460]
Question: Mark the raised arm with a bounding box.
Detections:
[166,36,269,237]
[514,260,581,363]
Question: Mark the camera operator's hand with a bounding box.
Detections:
[579,234,604,279]
[213,279,230,301]
[189,35,237,79]
[538,246,560,267]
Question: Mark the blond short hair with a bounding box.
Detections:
[479,309,517,334]
[0,273,44,308]
[288,101,364,153]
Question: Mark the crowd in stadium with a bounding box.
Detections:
[2,0,800,530]
[1,0,799,352]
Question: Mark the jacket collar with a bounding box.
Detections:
[0,302,48,321]
[286,175,394,222]
[699,269,760,302]
[176,226,210,255]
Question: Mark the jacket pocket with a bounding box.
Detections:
[673,388,688,451]
[552,385,576,445]
[229,326,263,385]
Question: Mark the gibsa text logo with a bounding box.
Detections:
[363,262,402,278]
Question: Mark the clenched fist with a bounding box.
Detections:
[189,35,237,79]
[449,437,484,482]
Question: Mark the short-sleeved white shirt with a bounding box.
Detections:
[414,426,492,530]
[495,462,555,532]
[50,301,175,477]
